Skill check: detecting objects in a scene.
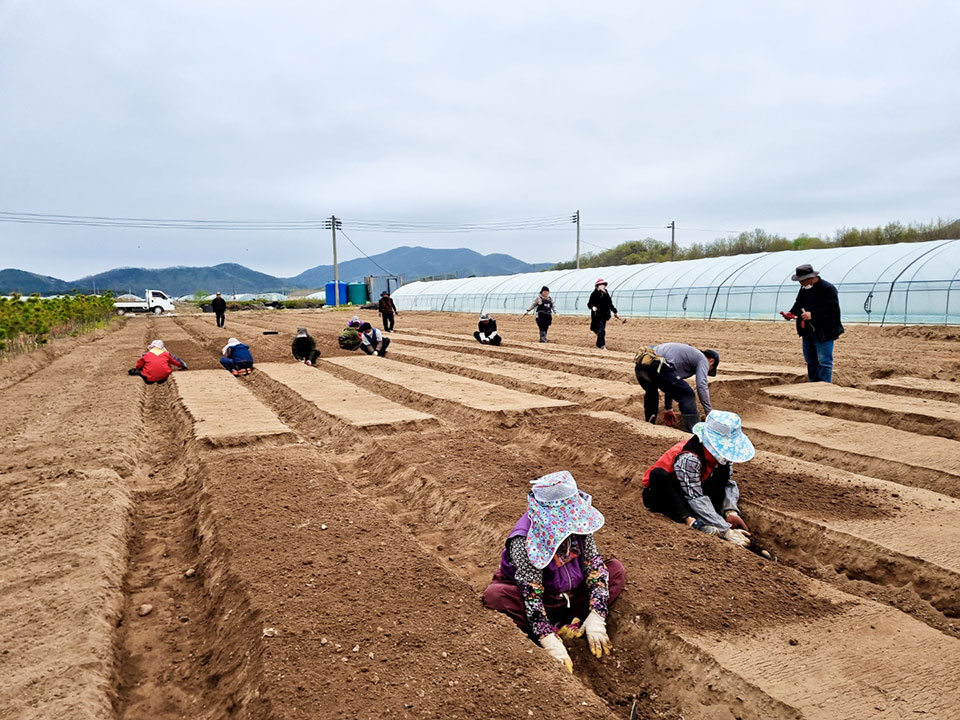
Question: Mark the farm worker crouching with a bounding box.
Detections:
[588,278,620,350]
[522,286,558,343]
[474,313,502,345]
[338,318,363,350]
[482,471,625,673]
[128,340,186,384]
[378,291,399,332]
[291,327,321,365]
[220,337,254,376]
[640,410,753,548]
[634,343,719,432]
[359,322,390,357]
[780,263,844,383]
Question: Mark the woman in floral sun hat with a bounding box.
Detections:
[639,410,754,548]
[482,471,626,673]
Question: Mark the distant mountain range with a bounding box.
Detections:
[0,246,554,296]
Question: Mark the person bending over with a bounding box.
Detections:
[474,313,502,345]
[220,337,254,375]
[483,472,625,673]
[359,322,390,357]
[128,339,186,384]
[291,327,321,365]
[634,342,719,432]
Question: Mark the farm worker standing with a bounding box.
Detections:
[588,278,620,350]
[640,410,753,548]
[474,313,502,345]
[780,264,844,383]
[482,471,625,673]
[220,337,254,375]
[378,291,399,332]
[128,340,186,384]
[291,327,321,365]
[359,322,390,357]
[211,292,227,328]
[634,343,719,432]
[522,286,558,343]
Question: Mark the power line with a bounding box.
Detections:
[337,228,396,276]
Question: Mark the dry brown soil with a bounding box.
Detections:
[2,308,960,720]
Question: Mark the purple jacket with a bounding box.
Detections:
[499,514,585,595]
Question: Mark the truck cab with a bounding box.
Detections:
[114,289,176,315]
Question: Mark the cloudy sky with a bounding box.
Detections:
[1,1,957,279]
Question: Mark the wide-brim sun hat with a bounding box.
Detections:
[525,471,605,569]
[595,277,607,286]
[693,410,755,464]
[791,264,820,282]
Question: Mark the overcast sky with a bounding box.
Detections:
[1,1,958,279]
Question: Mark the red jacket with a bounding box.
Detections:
[135,348,184,382]
[642,437,720,488]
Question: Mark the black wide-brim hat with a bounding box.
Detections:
[791,264,820,282]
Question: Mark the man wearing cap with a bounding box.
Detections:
[211,292,227,328]
[640,410,753,548]
[780,264,844,383]
[634,342,720,432]
[588,278,620,350]
[378,291,399,332]
[474,313,502,345]
[482,471,626,673]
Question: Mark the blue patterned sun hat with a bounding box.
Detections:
[525,471,605,569]
[693,410,755,464]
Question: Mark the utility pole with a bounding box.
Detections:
[571,210,581,268]
[667,220,676,262]
[323,215,343,306]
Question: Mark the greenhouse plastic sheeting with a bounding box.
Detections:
[392,239,960,325]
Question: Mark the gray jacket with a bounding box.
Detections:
[653,342,713,415]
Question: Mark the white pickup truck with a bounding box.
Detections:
[114,289,176,315]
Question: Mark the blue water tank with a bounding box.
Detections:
[325,281,347,306]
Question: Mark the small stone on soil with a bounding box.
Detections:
[137,604,153,617]
[183,568,196,578]
[789,638,799,646]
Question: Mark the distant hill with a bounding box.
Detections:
[1,247,554,296]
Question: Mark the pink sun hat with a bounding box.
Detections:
[525,471,605,569]
[595,278,607,286]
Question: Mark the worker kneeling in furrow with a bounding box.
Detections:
[359,322,390,357]
[474,313,502,345]
[482,472,625,673]
[220,337,254,376]
[128,339,186,384]
[640,410,753,548]
[291,327,321,365]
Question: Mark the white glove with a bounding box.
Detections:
[539,633,573,673]
[582,611,611,658]
[721,528,752,548]
[372,351,378,356]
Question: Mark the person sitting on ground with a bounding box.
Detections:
[634,342,719,432]
[338,321,363,350]
[291,327,321,365]
[482,471,625,673]
[128,339,186,384]
[359,322,390,357]
[378,291,399,332]
[639,410,753,548]
[220,337,254,375]
[474,313,502,345]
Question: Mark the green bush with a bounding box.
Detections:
[0,293,116,356]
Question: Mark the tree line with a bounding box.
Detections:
[0,293,117,355]
[553,218,959,270]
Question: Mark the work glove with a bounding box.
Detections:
[779,311,796,320]
[539,633,573,673]
[662,410,677,427]
[721,528,752,548]
[556,618,583,641]
[372,351,378,356]
[582,611,612,658]
[725,510,749,532]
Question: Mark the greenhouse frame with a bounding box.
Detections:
[392,239,960,325]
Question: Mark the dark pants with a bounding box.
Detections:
[474,331,503,346]
[295,350,321,364]
[220,358,253,372]
[536,314,551,343]
[635,364,699,428]
[361,336,391,356]
[801,336,834,383]
[128,368,168,385]
[381,313,395,332]
[215,312,225,328]
[482,558,626,636]
[591,316,607,349]
[642,468,726,524]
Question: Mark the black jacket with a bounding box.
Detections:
[211,297,227,313]
[291,334,317,361]
[789,278,844,341]
[477,318,498,337]
[588,289,617,322]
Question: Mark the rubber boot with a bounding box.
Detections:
[682,413,701,433]
[539,330,547,343]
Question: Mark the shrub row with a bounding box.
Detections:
[0,293,117,355]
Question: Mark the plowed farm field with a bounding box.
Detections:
[3,309,960,720]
